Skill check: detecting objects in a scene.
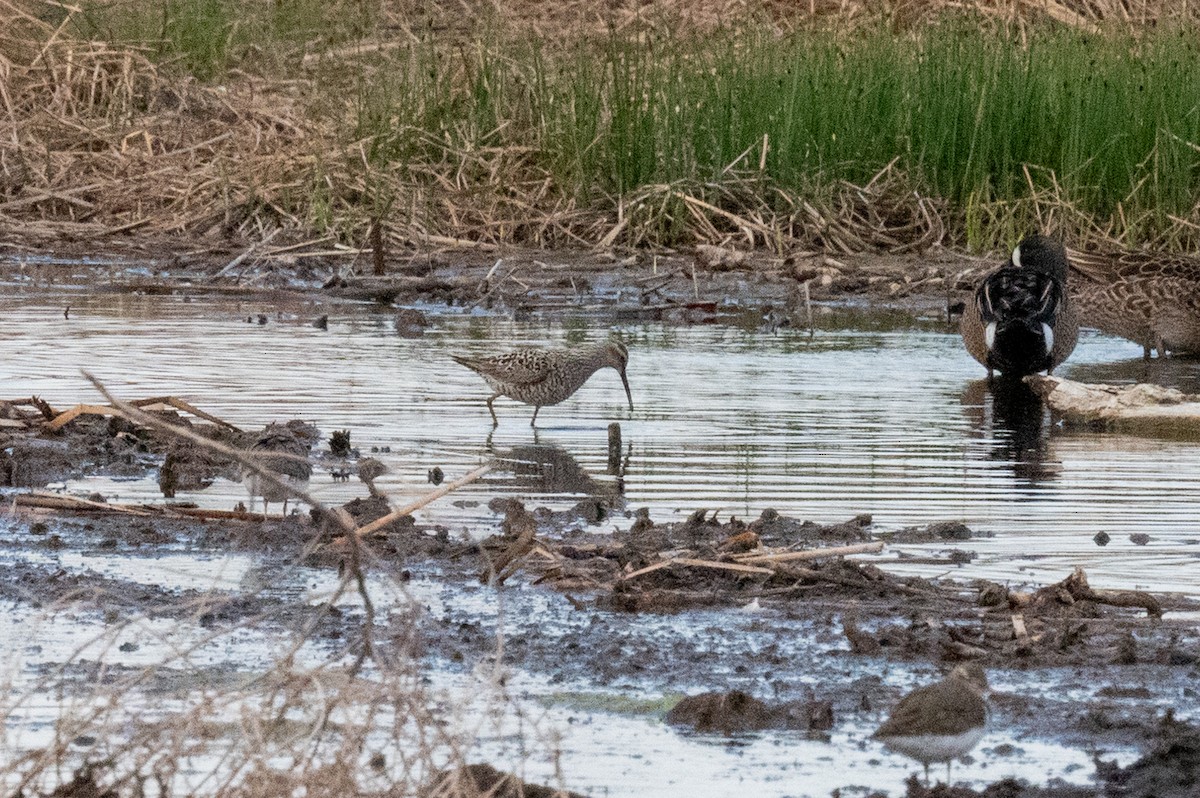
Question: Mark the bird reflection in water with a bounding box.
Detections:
[961,377,1059,485]
[484,430,629,520]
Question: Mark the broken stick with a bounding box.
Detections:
[353,462,495,539]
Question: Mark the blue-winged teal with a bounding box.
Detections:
[452,341,633,426]
[242,421,315,516]
[874,663,989,785]
[961,234,1079,378]
[1068,247,1200,359]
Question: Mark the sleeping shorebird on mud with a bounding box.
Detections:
[451,341,633,427]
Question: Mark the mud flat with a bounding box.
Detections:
[3,393,1199,796]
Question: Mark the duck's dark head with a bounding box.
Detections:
[1011,234,1069,282]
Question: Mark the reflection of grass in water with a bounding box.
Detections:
[539,690,685,718]
[808,307,952,333]
[4,575,559,796]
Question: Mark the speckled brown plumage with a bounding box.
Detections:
[874,662,989,784]
[1068,247,1200,359]
[961,234,1079,378]
[452,341,633,426]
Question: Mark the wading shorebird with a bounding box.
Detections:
[1068,246,1200,359]
[873,662,989,785]
[452,341,633,426]
[242,421,315,516]
[961,234,1079,378]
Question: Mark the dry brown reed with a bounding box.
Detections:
[2,0,1200,267]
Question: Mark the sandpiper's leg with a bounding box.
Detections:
[487,393,500,426]
[1143,341,1153,360]
[1156,337,1166,358]
[923,762,930,785]
[946,760,952,784]
[530,406,541,427]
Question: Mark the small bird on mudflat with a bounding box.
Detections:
[452,341,633,427]
[242,421,316,516]
[1068,246,1200,359]
[961,234,1078,378]
[873,662,988,785]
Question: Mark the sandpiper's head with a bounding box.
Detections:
[603,340,633,411]
[948,661,989,693]
[1010,234,1068,282]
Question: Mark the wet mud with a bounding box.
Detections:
[3,407,1199,798]
[3,250,1199,796]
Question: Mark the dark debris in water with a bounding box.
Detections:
[665,689,834,735]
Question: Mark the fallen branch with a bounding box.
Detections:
[672,558,775,576]
[352,462,495,539]
[46,396,241,433]
[733,541,884,564]
[13,492,159,517]
[620,557,775,582]
[1026,375,1200,436]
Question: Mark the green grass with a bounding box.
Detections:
[338,18,1200,248]
[52,4,1200,250]
[68,0,381,80]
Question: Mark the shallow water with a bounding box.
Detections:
[2,291,1198,594]
[2,288,1199,795]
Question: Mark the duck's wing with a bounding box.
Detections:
[1069,247,1200,285]
[976,268,1065,326]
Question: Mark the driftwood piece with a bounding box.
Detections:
[46,396,241,432]
[619,540,881,584]
[1036,567,1162,618]
[14,492,159,517]
[11,493,277,522]
[733,541,884,564]
[619,558,775,582]
[1026,375,1200,435]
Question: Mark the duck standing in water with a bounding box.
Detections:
[960,234,1079,379]
[1069,246,1200,359]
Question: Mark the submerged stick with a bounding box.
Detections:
[352,462,494,539]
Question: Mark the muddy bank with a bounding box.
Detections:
[0,244,977,323]
[5,463,1199,798]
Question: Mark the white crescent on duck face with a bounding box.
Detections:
[960,234,1079,379]
[452,340,633,426]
